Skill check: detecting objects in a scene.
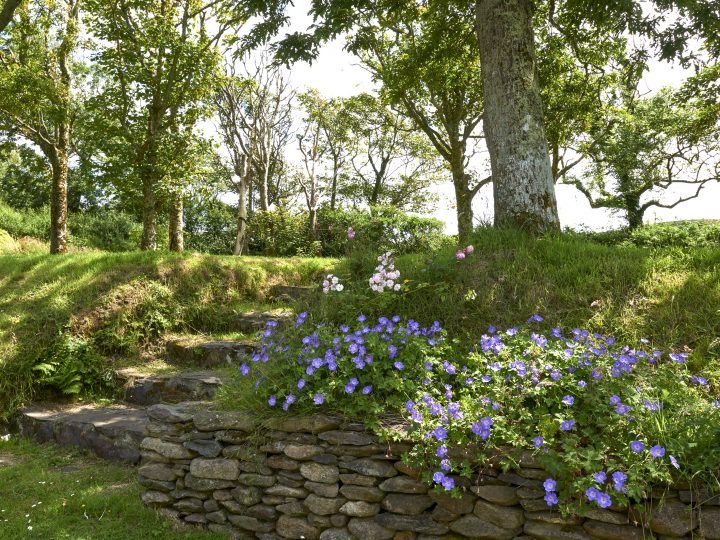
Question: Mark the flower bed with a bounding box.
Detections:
[228,312,720,515]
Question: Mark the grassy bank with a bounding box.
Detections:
[316,228,720,369]
[2,226,719,422]
[0,437,224,540]
[0,251,335,421]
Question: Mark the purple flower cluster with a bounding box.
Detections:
[543,478,558,506]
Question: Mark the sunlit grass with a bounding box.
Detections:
[0,437,226,540]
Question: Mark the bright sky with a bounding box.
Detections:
[259,1,720,233]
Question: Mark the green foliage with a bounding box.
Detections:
[184,197,237,254]
[0,200,142,251]
[32,335,114,398]
[247,206,446,257]
[221,314,447,420]
[0,200,49,239]
[582,220,720,249]
[69,210,143,251]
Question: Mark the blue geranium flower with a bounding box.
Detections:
[649,445,665,458]
[630,440,644,452]
[543,479,556,492]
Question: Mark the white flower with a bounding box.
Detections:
[394,284,401,291]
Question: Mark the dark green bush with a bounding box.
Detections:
[0,200,49,239]
[70,209,142,251]
[184,198,237,254]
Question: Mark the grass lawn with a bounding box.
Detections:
[0,437,226,540]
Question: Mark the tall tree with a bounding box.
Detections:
[564,86,719,228]
[240,0,719,234]
[0,0,80,253]
[85,0,227,250]
[214,55,294,254]
[350,2,487,241]
[341,93,442,212]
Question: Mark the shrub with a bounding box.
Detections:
[226,312,720,513]
[69,209,142,251]
[0,201,49,239]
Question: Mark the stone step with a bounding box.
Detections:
[269,284,316,302]
[17,404,149,463]
[116,369,227,406]
[166,338,259,367]
[233,308,294,333]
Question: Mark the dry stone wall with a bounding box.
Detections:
[138,403,720,539]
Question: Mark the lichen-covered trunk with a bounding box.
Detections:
[169,193,184,252]
[49,131,69,254]
[475,0,560,233]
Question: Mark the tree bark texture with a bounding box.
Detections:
[140,109,162,250]
[49,132,69,254]
[169,193,184,251]
[475,0,560,233]
[450,146,474,243]
[233,159,250,255]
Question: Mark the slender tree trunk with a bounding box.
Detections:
[330,155,339,210]
[309,206,318,238]
[141,172,157,250]
[169,193,184,251]
[475,0,560,233]
[370,175,382,206]
[140,110,161,250]
[450,148,474,243]
[233,160,249,256]
[0,0,22,34]
[49,135,69,254]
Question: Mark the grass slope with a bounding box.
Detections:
[0,251,335,421]
[0,437,224,540]
[318,228,720,369]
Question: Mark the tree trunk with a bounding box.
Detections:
[0,0,22,34]
[475,0,560,233]
[450,148,474,244]
[49,135,69,254]
[140,109,161,250]
[169,193,184,251]
[141,173,157,250]
[625,193,643,229]
[233,160,249,256]
[330,168,338,210]
[308,206,317,238]
[258,165,269,211]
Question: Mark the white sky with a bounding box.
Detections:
[249,1,720,234]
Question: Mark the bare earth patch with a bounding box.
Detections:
[0,453,20,467]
